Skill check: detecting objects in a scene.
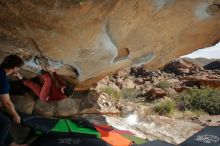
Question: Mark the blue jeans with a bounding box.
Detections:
[0,111,13,146]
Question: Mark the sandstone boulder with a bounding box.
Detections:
[146,88,166,100]
[180,72,220,88]
[34,100,55,117]
[163,59,202,75]
[55,98,81,117]
[11,94,35,114]
[1,0,220,88]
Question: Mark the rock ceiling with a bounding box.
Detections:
[0,0,220,89]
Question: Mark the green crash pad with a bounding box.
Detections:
[51,119,101,138]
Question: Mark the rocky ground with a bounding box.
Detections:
[4,58,220,145]
[94,58,220,105]
[91,58,220,144]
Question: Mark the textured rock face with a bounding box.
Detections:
[163,59,202,75]
[105,115,202,144]
[96,58,220,100]
[1,0,220,88]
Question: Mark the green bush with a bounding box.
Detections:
[100,87,123,99]
[175,87,220,115]
[121,88,140,100]
[153,100,174,116]
[123,75,129,80]
[156,80,170,89]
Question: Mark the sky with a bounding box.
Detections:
[181,41,220,59]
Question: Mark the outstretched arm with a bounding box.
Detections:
[18,73,51,101]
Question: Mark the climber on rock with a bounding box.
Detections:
[15,66,73,102]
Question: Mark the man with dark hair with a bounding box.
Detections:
[16,67,73,102]
[0,55,28,146]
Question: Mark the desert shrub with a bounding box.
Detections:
[175,87,220,115]
[123,75,129,80]
[156,80,170,89]
[191,110,208,117]
[100,87,123,99]
[121,88,140,100]
[153,100,174,116]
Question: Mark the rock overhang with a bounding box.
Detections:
[0,0,220,89]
